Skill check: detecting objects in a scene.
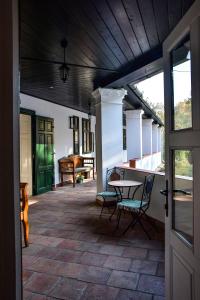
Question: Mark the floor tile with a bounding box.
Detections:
[82,283,119,300]
[108,270,139,290]
[54,248,83,263]
[99,244,124,256]
[78,265,111,284]
[104,255,131,271]
[24,272,60,295]
[56,239,82,251]
[23,255,39,269]
[80,251,107,267]
[148,251,165,262]
[23,290,48,300]
[137,275,165,296]
[36,246,61,259]
[130,260,158,275]
[49,277,87,300]
[23,270,34,284]
[27,257,63,275]
[117,289,152,300]
[122,247,148,259]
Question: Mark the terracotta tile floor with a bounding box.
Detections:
[23,180,165,300]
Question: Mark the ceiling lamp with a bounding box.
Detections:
[59,39,70,82]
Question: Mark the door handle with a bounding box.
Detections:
[160,180,168,217]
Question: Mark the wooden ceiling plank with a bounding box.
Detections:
[182,0,194,15]
[168,0,182,30]
[122,0,150,53]
[21,1,108,69]
[80,0,128,66]
[92,0,135,61]
[58,0,119,69]
[107,0,142,57]
[137,0,159,47]
[153,0,170,42]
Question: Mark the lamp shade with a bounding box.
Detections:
[59,63,70,82]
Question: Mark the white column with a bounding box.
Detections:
[152,124,159,153]
[125,109,144,161]
[142,119,153,156]
[92,88,127,192]
[157,126,162,152]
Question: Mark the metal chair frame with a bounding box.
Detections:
[98,167,125,217]
[116,174,155,239]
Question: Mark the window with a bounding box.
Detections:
[72,116,79,154]
[123,113,126,150]
[89,132,95,152]
[82,118,92,153]
[123,128,126,150]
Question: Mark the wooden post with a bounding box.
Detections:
[0,0,22,299]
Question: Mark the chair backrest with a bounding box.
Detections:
[106,167,125,190]
[140,174,155,208]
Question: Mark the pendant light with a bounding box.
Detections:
[59,39,70,82]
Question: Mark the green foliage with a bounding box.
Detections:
[175,150,192,177]
[174,98,192,130]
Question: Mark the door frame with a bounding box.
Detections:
[163,1,200,299]
[0,0,22,298]
[20,107,36,195]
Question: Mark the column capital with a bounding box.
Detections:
[142,118,154,126]
[92,88,127,105]
[125,109,144,119]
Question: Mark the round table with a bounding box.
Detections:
[108,180,143,199]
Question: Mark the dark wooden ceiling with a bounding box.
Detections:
[20,0,194,116]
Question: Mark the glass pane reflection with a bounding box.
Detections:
[172,150,193,244]
[171,36,192,130]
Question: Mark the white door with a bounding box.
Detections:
[163,1,200,299]
[20,114,33,195]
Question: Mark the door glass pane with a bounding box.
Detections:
[171,36,192,130]
[172,150,193,244]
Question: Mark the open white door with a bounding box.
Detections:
[163,1,200,299]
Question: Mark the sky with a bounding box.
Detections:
[134,60,191,107]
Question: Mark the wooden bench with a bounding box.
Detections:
[58,155,95,187]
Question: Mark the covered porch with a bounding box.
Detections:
[1,0,198,299]
[23,179,164,299]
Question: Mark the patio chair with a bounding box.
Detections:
[116,174,155,239]
[20,182,29,247]
[97,167,125,217]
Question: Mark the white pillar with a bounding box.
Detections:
[125,109,144,161]
[92,88,127,192]
[152,124,159,153]
[142,119,153,156]
[157,126,162,152]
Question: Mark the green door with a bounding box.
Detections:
[35,116,54,194]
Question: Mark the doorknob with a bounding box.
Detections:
[160,180,168,217]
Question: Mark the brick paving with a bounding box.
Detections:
[23,180,165,299]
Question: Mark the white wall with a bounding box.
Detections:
[20,93,96,185]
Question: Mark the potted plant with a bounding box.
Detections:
[76,174,84,184]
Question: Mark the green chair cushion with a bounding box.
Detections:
[117,199,148,211]
[97,191,119,197]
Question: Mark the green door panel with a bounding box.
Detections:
[35,116,54,195]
